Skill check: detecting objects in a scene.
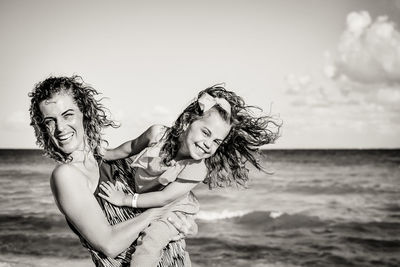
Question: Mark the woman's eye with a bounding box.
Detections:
[44,120,55,129]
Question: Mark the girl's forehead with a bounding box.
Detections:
[196,110,232,136]
[200,109,230,124]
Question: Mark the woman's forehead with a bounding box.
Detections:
[39,91,78,115]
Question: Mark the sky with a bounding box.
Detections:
[0,0,399,149]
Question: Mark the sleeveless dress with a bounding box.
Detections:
[66,158,188,267]
[127,138,205,267]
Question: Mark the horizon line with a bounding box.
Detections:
[0,147,399,151]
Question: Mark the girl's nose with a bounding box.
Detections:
[204,139,211,149]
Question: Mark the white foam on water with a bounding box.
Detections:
[269,211,284,218]
[196,209,248,221]
[196,209,285,221]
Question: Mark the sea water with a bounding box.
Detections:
[0,149,399,267]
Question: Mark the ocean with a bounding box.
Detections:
[0,149,399,267]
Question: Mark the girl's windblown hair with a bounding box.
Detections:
[162,84,281,189]
[29,75,119,163]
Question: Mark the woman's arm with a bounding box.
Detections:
[104,124,166,161]
[99,180,199,208]
[50,164,162,258]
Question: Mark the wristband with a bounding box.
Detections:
[131,193,139,208]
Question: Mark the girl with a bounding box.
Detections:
[99,84,280,267]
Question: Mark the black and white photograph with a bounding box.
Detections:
[0,0,399,266]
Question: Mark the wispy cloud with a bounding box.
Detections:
[0,110,30,131]
[116,104,175,130]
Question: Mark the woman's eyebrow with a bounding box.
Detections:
[61,109,74,115]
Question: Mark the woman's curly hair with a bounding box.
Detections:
[161,84,281,189]
[28,75,118,163]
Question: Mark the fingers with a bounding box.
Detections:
[168,213,190,237]
[107,181,116,190]
[175,212,190,235]
[167,216,183,234]
[170,232,185,242]
[97,192,110,201]
[99,184,111,196]
[100,182,111,190]
[99,181,117,195]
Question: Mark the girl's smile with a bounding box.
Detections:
[176,109,231,161]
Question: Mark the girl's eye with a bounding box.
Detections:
[64,113,73,119]
[214,140,221,146]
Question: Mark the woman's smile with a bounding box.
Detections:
[57,132,74,142]
[39,91,85,155]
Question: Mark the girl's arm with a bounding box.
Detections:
[50,164,166,258]
[136,181,199,208]
[104,124,166,161]
[99,180,199,208]
[99,160,207,208]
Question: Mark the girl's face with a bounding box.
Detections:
[177,109,231,161]
[39,91,85,156]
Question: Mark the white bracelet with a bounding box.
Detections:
[131,193,139,208]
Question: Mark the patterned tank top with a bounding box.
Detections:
[66,158,188,267]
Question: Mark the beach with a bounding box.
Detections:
[1,149,399,267]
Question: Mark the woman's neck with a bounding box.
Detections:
[69,147,95,165]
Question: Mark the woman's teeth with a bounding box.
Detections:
[58,133,73,141]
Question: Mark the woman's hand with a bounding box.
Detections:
[168,212,198,241]
[98,181,130,207]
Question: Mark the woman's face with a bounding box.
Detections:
[177,109,231,161]
[39,91,85,155]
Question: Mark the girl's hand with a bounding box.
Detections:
[98,181,129,207]
[168,213,198,241]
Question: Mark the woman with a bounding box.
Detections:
[28,75,196,266]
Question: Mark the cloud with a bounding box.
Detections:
[1,110,30,131]
[116,104,175,130]
[318,11,400,111]
[285,74,312,94]
[282,11,400,148]
[327,11,400,84]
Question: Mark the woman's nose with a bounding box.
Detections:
[55,119,66,132]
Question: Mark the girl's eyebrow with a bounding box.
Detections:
[203,127,211,135]
[204,126,224,142]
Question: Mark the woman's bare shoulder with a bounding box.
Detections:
[51,163,87,188]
